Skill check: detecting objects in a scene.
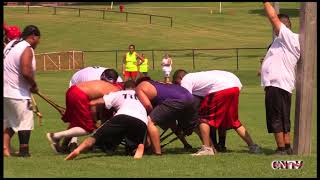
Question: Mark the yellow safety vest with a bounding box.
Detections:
[139,58,148,72]
[125,52,138,72]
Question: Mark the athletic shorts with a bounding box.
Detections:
[124,71,138,78]
[198,87,242,130]
[149,99,198,131]
[62,85,96,133]
[3,97,34,132]
[265,86,291,133]
[93,114,147,148]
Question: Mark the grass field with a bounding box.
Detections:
[3,2,317,178]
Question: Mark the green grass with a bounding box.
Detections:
[3,2,317,178]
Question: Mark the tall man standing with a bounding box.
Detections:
[3,25,41,157]
[261,2,300,155]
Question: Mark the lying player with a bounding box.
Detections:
[65,80,148,160]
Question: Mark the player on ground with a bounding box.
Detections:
[65,80,148,160]
[172,69,262,156]
[46,77,121,154]
[135,77,198,155]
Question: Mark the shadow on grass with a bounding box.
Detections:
[248,8,300,18]
[234,146,276,155]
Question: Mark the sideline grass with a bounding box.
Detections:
[3,2,317,178]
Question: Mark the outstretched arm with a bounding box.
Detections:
[263,2,282,36]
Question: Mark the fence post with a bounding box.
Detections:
[126,12,128,22]
[27,5,30,14]
[150,15,152,24]
[58,55,61,70]
[171,17,173,28]
[115,50,118,69]
[43,55,46,71]
[82,51,84,68]
[78,8,81,17]
[152,50,155,70]
[103,10,105,19]
[53,7,56,15]
[73,51,75,69]
[192,49,195,70]
[236,48,239,70]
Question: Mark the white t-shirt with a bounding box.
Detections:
[162,57,172,71]
[103,90,148,125]
[69,66,123,87]
[4,40,36,99]
[181,70,242,97]
[261,23,300,93]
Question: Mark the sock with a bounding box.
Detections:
[209,128,217,145]
[18,130,31,144]
[70,137,78,144]
[218,136,226,147]
[285,144,291,149]
[277,147,285,151]
[19,145,29,155]
[53,127,88,139]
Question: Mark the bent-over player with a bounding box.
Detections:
[65,80,148,160]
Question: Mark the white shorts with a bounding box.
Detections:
[3,97,34,132]
[162,67,172,77]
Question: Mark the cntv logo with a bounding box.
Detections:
[271,160,303,170]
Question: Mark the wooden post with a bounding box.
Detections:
[236,48,239,70]
[78,8,81,17]
[152,50,155,70]
[293,2,317,155]
[192,49,195,70]
[126,12,128,22]
[150,15,152,24]
[54,7,56,15]
[272,2,280,40]
[103,10,105,19]
[115,50,118,69]
[170,18,173,28]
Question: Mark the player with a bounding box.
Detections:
[161,53,173,83]
[135,77,198,155]
[69,66,123,87]
[172,69,262,156]
[122,44,145,81]
[46,79,121,154]
[65,80,148,160]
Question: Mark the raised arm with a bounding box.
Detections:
[263,2,282,36]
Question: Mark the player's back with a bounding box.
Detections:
[69,66,107,87]
[104,89,148,125]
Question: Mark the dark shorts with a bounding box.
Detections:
[149,99,198,131]
[265,86,292,133]
[92,114,147,148]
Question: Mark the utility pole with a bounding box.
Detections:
[293,2,317,155]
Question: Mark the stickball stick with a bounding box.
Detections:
[31,95,43,126]
[35,91,66,116]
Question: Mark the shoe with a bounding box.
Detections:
[69,142,78,153]
[216,144,227,153]
[286,147,293,155]
[191,145,215,156]
[273,149,287,155]
[17,152,31,157]
[46,133,61,153]
[248,144,262,154]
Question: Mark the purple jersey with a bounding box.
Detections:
[148,80,193,106]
